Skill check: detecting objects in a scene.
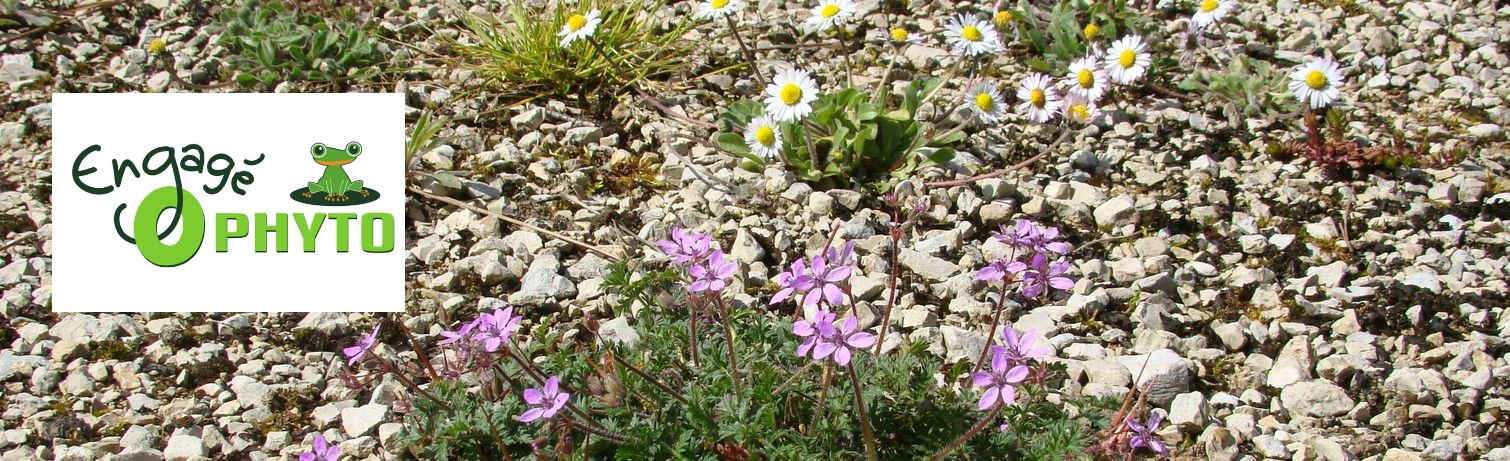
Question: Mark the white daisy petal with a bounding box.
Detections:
[558,9,602,47]
[764,68,820,122]
[695,0,743,20]
[964,82,1006,124]
[1062,56,1108,102]
[1103,35,1151,85]
[1288,57,1345,109]
[944,14,1002,57]
[743,115,784,160]
[1015,73,1062,123]
[804,0,856,33]
[1192,0,1234,29]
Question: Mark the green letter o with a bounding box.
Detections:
[134,186,206,267]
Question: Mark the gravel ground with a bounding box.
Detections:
[2,0,1509,460]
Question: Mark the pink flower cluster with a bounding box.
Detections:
[657,227,736,293]
[970,328,1048,410]
[771,241,857,311]
[792,307,877,366]
[976,219,1075,298]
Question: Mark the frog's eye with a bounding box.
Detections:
[311,143,327,158]
[346,141,362,156]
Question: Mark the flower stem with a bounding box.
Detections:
[928,405,1003,461]
[846,364,879,461]
[873,225,902,354]
[565,416,629,443]
[689,297,701,367]
[809,362,834,435]
[378,359,452,412]
[973,278,1012,374]
[725,15,766,88]
[609,350,690,407]
[718,294,742,395]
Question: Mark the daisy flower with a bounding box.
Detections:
[1015,73,1062,123]
[804,0,856,33]
[1062,56,1109,102]
[743,114,784,159]
[964,81,1007,123]
[696,0,742,20]
[1062,93,1101,125]
[1192,0,1234,29]
[1103,35,1151,85]
[944,14,1002,57]
[764,67,819,122]
[994,10,1013,26]
[889,27,916,44]
[1288,57,1344,109]
[558,9,602,47]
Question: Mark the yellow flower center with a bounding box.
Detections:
[149,39,166,54]
[755,125,776,146]
[712,0,730,8]
[780,83,803,105]
[1029,88,1045,107]
[567,14,588,32]
[1305,70,1328,90]
[891,28,910,41]
[1200,0,1219,13]
[1083,23,1100,39]
[1077,69,1095,88]
[962,25,983,42]
[994,11,1012,24]
[1119,49,1137,68]
[821,4,840,18]
[975,93,996,112]
[1070,104,1090,120]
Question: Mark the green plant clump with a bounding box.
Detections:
[716,78,963,186]
[452,0,696,100]
[215,0,384,89]
[395,259,1099,460]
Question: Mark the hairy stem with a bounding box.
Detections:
[689,296,701,367]
[928,405,1003,461]
[809,362,834,435]
[846,364,879,461]
[874,225,902,354]
[379,359,452,412]
[609,350,690,407]
[973,268,1014,374]
[718,294,742,395]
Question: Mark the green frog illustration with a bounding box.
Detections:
[304,141,370,202]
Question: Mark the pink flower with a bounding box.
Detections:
[771,259,816,305]
[818,316,876,366]
[656,227,714,266]
[1126,412,1170,457]
[473,307,523,353]
[970,345,1029,410]
[793,308,837,359]
[801,254,851,309]
[976,259,1027,282]
[995,219,1071,254]
[342,324,380,366]
[1020,253,1074,298]
[298,434,341,461]
[689,250,737,293]
[518,375,571,423]
[998,327,1049,366]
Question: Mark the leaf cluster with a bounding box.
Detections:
[715,79,962,186]
[215,0,384,88]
